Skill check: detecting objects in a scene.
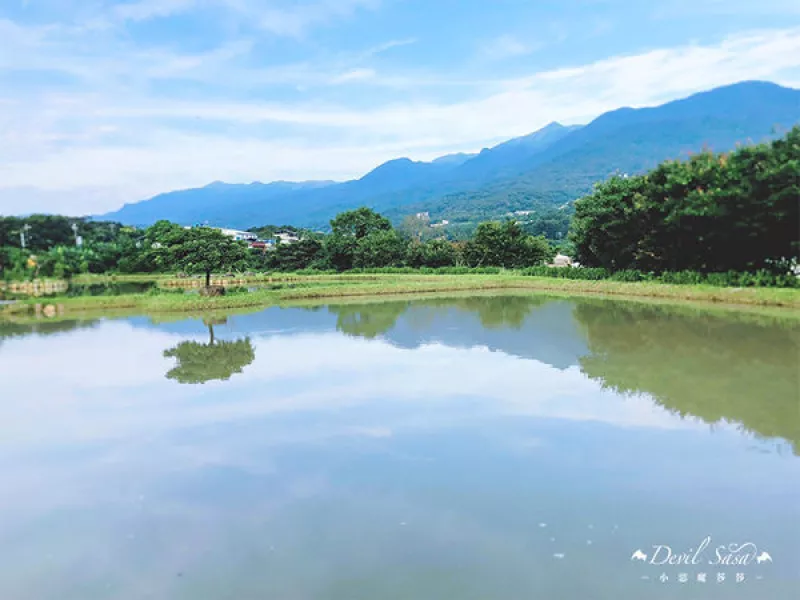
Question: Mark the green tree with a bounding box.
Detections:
[571,127,800,273]
[399,214,433,242]
[325,208,395,271]
[266,239,325,271]
[0,218,22,248]
[146,220,188,245]
[1,247,36,280]
[15,215,74,250]
[406,239,457,268]
[569,175,651,270]
[353,230,407,268]
[37,246,88,278]
[170,227,249,286]
[330,207,392,239]
[464,220,552,268]
[323,234,358,271]
[521,209,572,241]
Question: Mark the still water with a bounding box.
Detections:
[0,294,798,600]
[0,281,156,301]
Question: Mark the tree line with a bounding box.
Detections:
[0,210,554,281]
[264,207,553,272]
[570,126,799,274]
[2,127,797,283]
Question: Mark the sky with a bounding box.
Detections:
[1,0,799,216]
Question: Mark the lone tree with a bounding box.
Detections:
[170,227,249,287]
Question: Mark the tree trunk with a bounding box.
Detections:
[208,324,215,345]
[205,270,211,287]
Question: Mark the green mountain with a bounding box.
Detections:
[393,81,800,223]
[99,81,800,229]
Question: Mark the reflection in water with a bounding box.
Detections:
[2,297,798,451]
[0,318,99,347]
[64,281,156,297]
[323,296,799,454]
[0,295,798,600]
[573,302,800,454]
[0,281,156,300]
[329,295,551,339]
[163,318,255,384]
[443,295,550,329]
[330,301,410,338]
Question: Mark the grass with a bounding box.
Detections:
[2,272,799,320]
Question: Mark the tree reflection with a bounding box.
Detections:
[163,317,255,384]
[329,301,410,338]
[0,319,98,348]
[327,295,550,339]
[573,301,800,454]
[448,295,549,329]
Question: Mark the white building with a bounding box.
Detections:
[275,232,300,244]
[217,228,258,242]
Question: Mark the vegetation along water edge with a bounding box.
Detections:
[2,128,798,316]
[2,273,799,320]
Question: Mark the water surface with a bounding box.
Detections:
[0,294,798,599]
[0,281,156,300]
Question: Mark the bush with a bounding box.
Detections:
[659,270,704,285]
[520,266,610,280]
[610,269,650,282]
[517,266,797,288]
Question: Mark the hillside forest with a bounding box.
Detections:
[1,127,798,288]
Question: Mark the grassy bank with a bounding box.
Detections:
[2,272,799,319]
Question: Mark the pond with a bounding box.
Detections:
[0,294,798,599]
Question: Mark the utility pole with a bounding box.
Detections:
[20,224,31,249]
[71,223,83,247]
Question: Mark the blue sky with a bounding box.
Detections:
[1,0,799,215]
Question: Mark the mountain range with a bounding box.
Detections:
[99,81,800,230]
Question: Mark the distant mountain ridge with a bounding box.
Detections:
[99,81,800,229]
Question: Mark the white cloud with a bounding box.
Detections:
[480,34,539,61]
[107,0,382,35]
[113,0,199,22]
[0,22,799,214]
[0,323,704,450]
[652,0,800,18]
[360,37,417,58]
[231,0,381,38]
[331,67,376,84]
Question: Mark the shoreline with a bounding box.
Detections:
[1,273,799,320]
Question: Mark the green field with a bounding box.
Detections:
[2,272,799,320]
